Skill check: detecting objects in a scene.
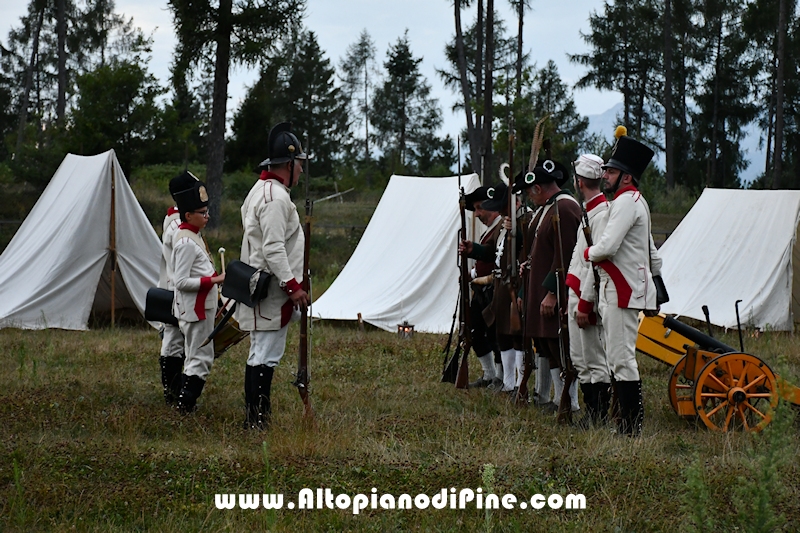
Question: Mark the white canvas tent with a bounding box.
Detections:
[313,173,482,333]
[659,188,800,331]
[0,150,162,330]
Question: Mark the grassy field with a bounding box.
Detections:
[1,323,798,532]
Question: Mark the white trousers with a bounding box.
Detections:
[247,327,290,367]
[567,292,610,384]
[597,279,640,382]
[160,324,184,358]
[179,316,215,380]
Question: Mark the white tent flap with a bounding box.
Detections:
[0,150,162,330]
[659,189,800,331]
[313,174,482,333]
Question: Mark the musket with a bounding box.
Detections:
[553,198,577,424]
[294,134,314,420]
[504,128,522,335]
[454,139,472,389]
[514,116,548,406]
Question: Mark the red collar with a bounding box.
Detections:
[178,222,200,233]
[167,206,180,216]
[585,193,607,212]
[260,170,288,186]
[614,185,638,200]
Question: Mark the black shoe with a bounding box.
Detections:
[469,376,493,388]
[616,380,644,437]
[160,356,184,405]
[177,374,205,414]
[245,365,274,430]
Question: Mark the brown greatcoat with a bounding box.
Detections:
[524,192,582,339]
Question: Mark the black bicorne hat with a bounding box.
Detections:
[512,160,569,193]
[603,135,654,180]
[480,181,509,212]
[464,186,492,211]
[257,122,308,170]
[170,170,208,215]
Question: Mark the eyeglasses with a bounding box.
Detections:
[193,209,210,218]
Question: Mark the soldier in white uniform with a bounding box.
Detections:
[238,122,309,429]
[170,172,225,413]
[581,131,662,436]
[566,154,612,427]
[158,200,184,405]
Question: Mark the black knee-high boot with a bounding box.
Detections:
[177,374,205,414]
[245,365,274,430]
[160,356,184,405]
[596,382,612,424]
[616,380,643,437]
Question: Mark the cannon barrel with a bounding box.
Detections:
[663,316,737,353]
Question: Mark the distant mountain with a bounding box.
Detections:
[584,103,765,185]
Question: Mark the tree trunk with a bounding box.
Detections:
[15,7,45,156]
[772,0,787,189]
[454,0,480,173]
[516,0,523,100]
[708,22,722,188]
[205,0,232,229]
[475,0,484,177]
[57,0,67,123]
[483,0,494,180]
[664,0,674,188]
[364,62,370,163]
[765,50,776,176]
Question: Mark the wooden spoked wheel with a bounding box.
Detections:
[694,353,778,432]
[668,355,696,418]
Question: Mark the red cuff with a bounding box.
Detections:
[199,276,214,291]
[282,278,302,295]
[583,247,590,261]
[578,298,594,314]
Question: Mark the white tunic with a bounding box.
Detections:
[237,177,305,332]
[585,187,662,310]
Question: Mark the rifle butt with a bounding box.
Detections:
[556,368,578,424]
[454,341,471,389]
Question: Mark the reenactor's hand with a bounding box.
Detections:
[290,289,310,309]
[516,297,523,314]
[211,273,225,284]
[518,259,529,277]
[540,291,557,318]
[576,309,592,329]
[502,216,512,231]
[458,240,473,255]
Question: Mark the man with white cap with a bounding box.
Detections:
[581,128,662,437]
[566,154,612,428]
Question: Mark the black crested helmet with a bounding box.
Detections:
[257,122,308,170]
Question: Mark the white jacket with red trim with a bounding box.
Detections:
[237,175,305,332]
[158,207,182,290]
[566,193,609,314]
[584,187,662,310]
[171,225,217,322]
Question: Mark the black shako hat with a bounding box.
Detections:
[257,122,308,170]
[603,135,654,180]
[511,159,570,193]
[480,181,509,212]
[464,186,492,211]
[170,170,208,215]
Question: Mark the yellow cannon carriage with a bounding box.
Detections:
[637,314,800,432]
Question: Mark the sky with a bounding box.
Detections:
[0,0,623,139]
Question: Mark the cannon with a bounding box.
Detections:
[636,314,800,432]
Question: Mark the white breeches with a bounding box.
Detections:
[247,327,290,367]
[597,278,640,381]
[160,324,184,358]
[567,292,610,384]
[179,316,215,380]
